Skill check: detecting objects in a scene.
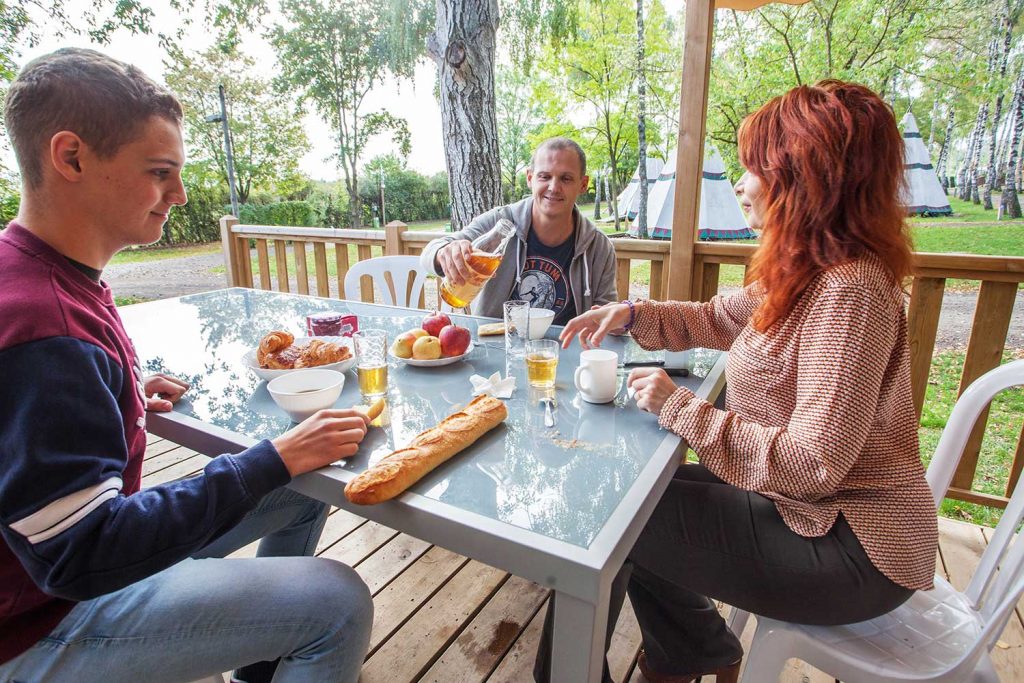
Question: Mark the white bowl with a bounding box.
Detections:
[267,369,345,422]
[243,336,356,381]
[513,308,555,339]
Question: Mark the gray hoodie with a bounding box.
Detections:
[419,197,619,319]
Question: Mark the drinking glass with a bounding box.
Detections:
[504,300,530,359]
[525,339,559,388]
[354,328,388,396]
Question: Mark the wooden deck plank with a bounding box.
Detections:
[145,431,164,446]
[361,560,507,682]
[486,600,548,682]
[420,574,548,683]
[144,438,183,459]
[141,445,198,476]
[352,533,432,595]
[317,520,398,568]
[607,596,642,683]
[315,507,367,555]
[367,545,469,652]
[140,454,207,487]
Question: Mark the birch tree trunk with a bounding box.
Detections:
[635,0,649,239]
[983,9,1012,210]
[936,106,955,193]
[429,0,502,231]
[1001,72,1024,219]
[594,171,603,219]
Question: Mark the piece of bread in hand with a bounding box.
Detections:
[477,322,505,336]
[356,397,386,422]
[344,395,508,505]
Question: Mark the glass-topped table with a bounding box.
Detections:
[120,288,727,682]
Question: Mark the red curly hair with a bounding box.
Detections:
[737,80,913,332]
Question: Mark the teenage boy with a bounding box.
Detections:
[421,137,618,322]
[0,48,373,683]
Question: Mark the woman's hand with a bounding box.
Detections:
[627,367,678,415]
[272,409,371,477]
[144,373,190,412]
[559,302,632,349]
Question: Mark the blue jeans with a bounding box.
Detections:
[0,486,373,683]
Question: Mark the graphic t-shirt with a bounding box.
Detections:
[513,226,576,325]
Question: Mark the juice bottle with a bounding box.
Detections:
[440,218,517,308]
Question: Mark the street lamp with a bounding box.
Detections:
[205,84,240,217]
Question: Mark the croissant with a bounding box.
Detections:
[261,345,302,370]
[296,340,351,368]
[259,331,294,355]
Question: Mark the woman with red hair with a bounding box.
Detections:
[542,81,938,682]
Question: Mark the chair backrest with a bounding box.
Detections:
[924,360,1024,617]
[343,256,428,309]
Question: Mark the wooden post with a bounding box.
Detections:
[384,220,408,256]
[666,0,715,301]
[219,215,242,287]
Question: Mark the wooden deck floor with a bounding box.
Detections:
[143,433,1024,682]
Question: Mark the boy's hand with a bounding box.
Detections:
[144,373,190,412]
[272,409,372,477]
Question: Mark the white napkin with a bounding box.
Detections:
[470,372,516,399]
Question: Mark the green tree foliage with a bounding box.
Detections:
[163,44,310,204]
[529,0,675,218]
[162,163,227,243]
[271,0,428,228]
[358,153,451,224]
[707,0,1001,177]
[495,66,543,202]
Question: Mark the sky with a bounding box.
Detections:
[8,0,686,182]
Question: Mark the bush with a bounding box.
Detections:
[0,190,19,227]
[163,182,224,244]
[236,201,316,227]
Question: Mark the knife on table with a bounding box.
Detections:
[622,360,690,377]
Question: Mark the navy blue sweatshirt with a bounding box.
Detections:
[0,224,290,663]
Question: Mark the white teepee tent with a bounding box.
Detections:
[630,146,755,240]
[615,158,663,219]
[900,112,952,217]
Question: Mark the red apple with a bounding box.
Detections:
[422,311,452,337]
[438,324,471,357]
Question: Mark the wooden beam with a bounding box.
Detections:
[219,215,242,287]
[906,277,946,420]
[666,0,716,301]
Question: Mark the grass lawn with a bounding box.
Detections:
[920,348,1024,528]
[110,242,220,265]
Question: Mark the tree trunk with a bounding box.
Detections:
[429,0,503,231]
[635,0,649,239]
[983,10,1012,210]
[593,171,603,220]
[936,106,955,193]
[1001,72,1024,219]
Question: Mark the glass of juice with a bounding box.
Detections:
[354,328,388,396]
[525,339,559,389]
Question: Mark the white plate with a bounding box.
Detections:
[389,341,474,367]
[244,336,356,381]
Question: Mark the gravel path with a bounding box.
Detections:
[104,250,1024,351]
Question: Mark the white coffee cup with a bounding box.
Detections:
[574,349,619,404]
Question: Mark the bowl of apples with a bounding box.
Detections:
[388,311,474,367]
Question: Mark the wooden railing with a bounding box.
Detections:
[220,216,1024,509]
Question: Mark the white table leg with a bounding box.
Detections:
[550,588,610,683]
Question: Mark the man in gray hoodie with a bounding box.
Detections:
[419,137,618,324]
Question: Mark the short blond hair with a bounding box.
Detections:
[531,137,587,176]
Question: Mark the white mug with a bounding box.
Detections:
[574,349,619,403]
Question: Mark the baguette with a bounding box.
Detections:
[344,395,508,505]
[477,322,505,336]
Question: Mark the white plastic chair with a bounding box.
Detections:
[343,255,429,314]
[730,359,1024,683]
